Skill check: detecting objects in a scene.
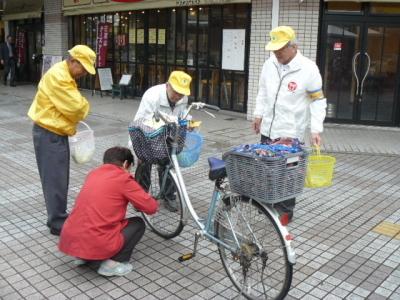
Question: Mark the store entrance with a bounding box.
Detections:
[320,3,400,126]
[14,19,43,84]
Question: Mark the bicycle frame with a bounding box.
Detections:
[166,142,296,265]
[156,104,296,265]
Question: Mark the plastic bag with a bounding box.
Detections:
[69,121,95,164]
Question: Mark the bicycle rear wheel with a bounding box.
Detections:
[135,163,184,239]
[215,195,292,300]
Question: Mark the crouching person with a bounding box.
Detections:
[58,146,158,277]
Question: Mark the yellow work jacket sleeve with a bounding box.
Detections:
[28,61,90,136]
[45,73,90,123]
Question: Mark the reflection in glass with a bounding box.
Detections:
[129,12,136,62]
[324,24,360,120]
[209,7,221,67]
[361,26,400,122]
[233,73,245,111]
[176,8,187,66]
[220,70,232,109]
[187,8,197,67]
[167,9,176,64]
[370,3,400,15]
[157,10,167,64]
[198,7,208,67]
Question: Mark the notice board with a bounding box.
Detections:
[97,68,113,91]
[222,29,246,71]
[42,55,63,76]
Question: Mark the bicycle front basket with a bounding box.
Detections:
[128,119,187,164]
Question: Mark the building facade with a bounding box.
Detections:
[1,0,400,127]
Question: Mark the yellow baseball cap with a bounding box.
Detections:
[168,71,192,96]
[68,45,96,75]
[265,26,296,51]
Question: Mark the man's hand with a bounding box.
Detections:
[311,133,321,146]
[252,117,262,134]
[0,59,4,65]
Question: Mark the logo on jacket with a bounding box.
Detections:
[288,81,297,92]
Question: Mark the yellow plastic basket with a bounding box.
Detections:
[305,146,336,188]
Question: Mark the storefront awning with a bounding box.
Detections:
[2,0,43,21]
[324,0,400,2]
[63,0,251,16]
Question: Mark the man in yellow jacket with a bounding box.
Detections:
[28,45,96,236]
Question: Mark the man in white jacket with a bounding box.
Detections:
[252,26,327,221]
[133,71,192,212]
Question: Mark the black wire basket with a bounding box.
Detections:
[128,119,186,164]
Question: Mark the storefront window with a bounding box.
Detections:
[157,10,167,65]
[148,10,157,64]
[176,8,187,66]
[69,3,250,112]
[209,7,222,68]
[128,12,136,62]
[370,3,400,15]
[167,9,176,64]
[326,2,362,13]
[198,7,208,67]
[187,7,197,67]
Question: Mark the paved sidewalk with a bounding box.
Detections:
[0,84,400,300]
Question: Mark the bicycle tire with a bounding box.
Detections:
[135,163,184,239]
[215,195,292,300]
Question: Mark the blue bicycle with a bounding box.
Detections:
[131,103,296,299]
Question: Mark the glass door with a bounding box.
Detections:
[321,23,362,121]
[320,2,400,126]
[321,22,400,125]
[359,25,400,123]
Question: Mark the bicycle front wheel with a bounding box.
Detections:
[135,163,184,239]
[215,195,292,300]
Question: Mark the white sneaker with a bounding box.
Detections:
[97,259,133,277]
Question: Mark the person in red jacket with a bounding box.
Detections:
[59,146,158,277]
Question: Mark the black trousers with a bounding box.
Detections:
[111,217,146,262]
[260,134,295,215]
[32,124,69,231]
[3,57,16,85]
[135,161,176,201]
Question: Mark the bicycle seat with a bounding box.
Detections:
[208,157,226,180]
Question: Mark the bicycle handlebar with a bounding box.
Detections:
[190,102,220,112]
[154,102,220,124]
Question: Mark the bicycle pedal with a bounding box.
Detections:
[178,253,193,262]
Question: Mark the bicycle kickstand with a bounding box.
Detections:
[178,232,201,262]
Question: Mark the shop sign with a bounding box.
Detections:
[176,0,231,6]
[96,22,111,68]
[333,42,342,51]
[16,29,26,65]
[111,0,144,2]
[42,55,63,76]
[63,0,91,7]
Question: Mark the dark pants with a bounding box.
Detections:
[3,57,16,85]
[111,217,146,262]
[135,161,176,201]
[32,124,69,231]
[261,134,295,216]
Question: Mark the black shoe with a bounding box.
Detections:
[164,199,178,212]
[10,83,16,87]
[50,227,62,236]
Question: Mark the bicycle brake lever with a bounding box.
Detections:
[203,109,216,118]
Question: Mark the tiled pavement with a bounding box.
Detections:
[0,85,400,300]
